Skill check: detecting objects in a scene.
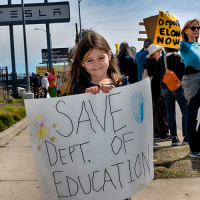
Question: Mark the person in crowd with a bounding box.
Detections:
[47,70,57,98]
[115,43,120,56]
[144,44,169,140]
[136,38,153,81]
[130,46,137,61]
[117,42,138,84]
[180,19,200,157]
[41,72,49,98]
[55,74,62,96]
[31,74,41,98]
[158,47,187,146]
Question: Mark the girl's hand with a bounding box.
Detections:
[85,85,115,94]
[99,84,115,93]
[85,86,100,94]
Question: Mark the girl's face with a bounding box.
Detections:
[185,21,200,42]
[81,48,112,83]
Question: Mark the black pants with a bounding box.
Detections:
[186,88,200,152]
[152,95,169,138]
[43,88,48,98]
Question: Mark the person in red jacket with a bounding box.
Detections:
[47,70,57,97]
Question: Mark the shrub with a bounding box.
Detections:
[12,114,22,122]
[13,99,24,104]
[4,106,17,112]
[0,114,14,128]
[6,99,13,104]
[17,107,26,118]
[0,120,6,132]
[0,95,25,133]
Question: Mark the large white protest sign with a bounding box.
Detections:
[25,78,154,200]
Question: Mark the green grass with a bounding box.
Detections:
[4,106,17,112]
[154,146,200,179]
[0,120,6,132]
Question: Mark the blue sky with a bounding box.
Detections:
[0,0,200,74]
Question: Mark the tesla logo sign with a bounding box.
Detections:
[0,2,70,25]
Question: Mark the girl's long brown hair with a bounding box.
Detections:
[68,32,123,94]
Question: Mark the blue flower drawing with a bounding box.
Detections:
[132,92,144,123]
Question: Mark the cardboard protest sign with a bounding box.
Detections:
[154,8,181,49]
[25,78,154,200]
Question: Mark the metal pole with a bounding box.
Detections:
[78,0,82,40]
[8,0,18,97]
[44,0,53,69]
[21,0,30,92]
[46,23,53,69]
[5,66,9,95]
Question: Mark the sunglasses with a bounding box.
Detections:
[188,26,200,31]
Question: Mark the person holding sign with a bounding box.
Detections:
[68,32,129,95]
[144,44,169,140]
[67,32,131,200]
[180,19,200,158]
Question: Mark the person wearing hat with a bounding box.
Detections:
[146,44,163,58]
[144,44,169,140]
[136,38,153,81]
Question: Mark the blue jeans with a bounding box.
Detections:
[186,88,200,152]
[161,87,187,137]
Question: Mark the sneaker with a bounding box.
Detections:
[171,136,180,146]
[165,135,172,141]
[189,152,200,158]
[182,137,189,145]
[161,135,172,141]
[154,134,161,141]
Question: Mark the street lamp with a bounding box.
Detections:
[34,28,53,69]
[78,0,83,40]
[21,0,30,92]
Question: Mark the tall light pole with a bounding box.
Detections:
[21,0,30,92]
[8,0,17,97]
[34,28,53,69]
[78,0,83,40]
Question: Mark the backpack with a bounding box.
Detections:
[163,55,181,91]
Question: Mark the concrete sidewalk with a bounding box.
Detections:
[0,119,200,200]
[0,119,41,200]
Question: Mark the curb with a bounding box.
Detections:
[0,117,28,147]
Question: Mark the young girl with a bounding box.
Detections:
[67,32,130,200]
[68,32,129,95]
